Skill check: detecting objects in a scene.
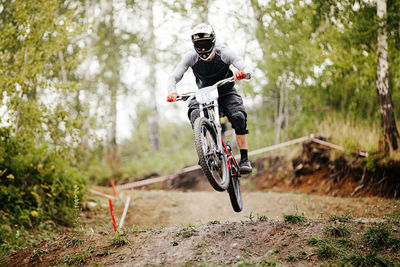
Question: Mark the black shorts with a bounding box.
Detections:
[187,88,248,134]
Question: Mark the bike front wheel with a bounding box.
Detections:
[227,157,243,212]
[193,117,229,191]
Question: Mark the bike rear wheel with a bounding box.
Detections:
[227,156,243,212]
[193,117,229,191]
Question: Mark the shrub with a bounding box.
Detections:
[0,127,86,228]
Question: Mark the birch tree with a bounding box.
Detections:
[376,0,400,154]
[147,0,160,151]
[313,0,400,154]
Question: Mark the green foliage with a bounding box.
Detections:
[114,121,197,183]
[0,133,86,227]
[249,0,400,149]
[0,0,87,235]
[0,222,58,260]
[364,155,379,172]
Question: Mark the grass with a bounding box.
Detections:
[245,212,256,224]
[329,213,353,222]
[177,227,197,238]
[122,226,149,234]
[335,237,354,248]
[0,224,58,260]
[324,223,351,238]
[219,230,230,237]
[69,236,85,247]
[316,242,337,259]
[306,221,400,266]
[362,223,392,250]
[285,255,296,262]
[283,214,306,224]
[316,114,380,153]
[60,251,90,265]
[258,214,268,221]
[95,249,110,257]
[110,232,128,248]
[342,252,394,267]
[31,248,47,259]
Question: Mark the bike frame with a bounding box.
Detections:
[197,77,236,168]
[176,75,249,174]
[174,75,248,211]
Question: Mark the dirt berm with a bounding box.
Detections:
[2,139,400,266]
[169,137,400,199]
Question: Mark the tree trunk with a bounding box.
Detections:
[284,81,289,140]
[103,0,120,172]
[147,0,160,152]
[376,0,400,155]
[275,85,284,144]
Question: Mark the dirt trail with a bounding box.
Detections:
[4,146,400,266]
[87,187,398,229]
[4,188,399,267]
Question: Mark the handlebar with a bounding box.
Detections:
[176,73,251,102]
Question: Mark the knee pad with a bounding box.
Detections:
[230,111,248,135]
[189,109,200,127]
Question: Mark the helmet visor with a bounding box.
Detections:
[193,39,213,52]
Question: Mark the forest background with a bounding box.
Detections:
[0,0,399,257]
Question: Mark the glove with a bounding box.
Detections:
[234,70,245,81]
[167,92,178,102]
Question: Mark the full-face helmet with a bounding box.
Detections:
[191,23,216,61]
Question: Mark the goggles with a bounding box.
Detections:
[193,39,213,52]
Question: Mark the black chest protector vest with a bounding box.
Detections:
[192,53,234,96]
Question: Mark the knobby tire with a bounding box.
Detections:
[193,117,229,191]
[227,158,243,212]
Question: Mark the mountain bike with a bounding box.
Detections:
[176,74,250,212]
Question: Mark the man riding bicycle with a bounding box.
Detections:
[167,23,252,174]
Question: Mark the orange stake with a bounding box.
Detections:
[111,180,117,196]
[109,199,117,232]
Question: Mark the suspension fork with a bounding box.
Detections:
[199,103,224,153]
[212,104,225,154]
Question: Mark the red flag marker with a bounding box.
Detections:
[109,199,117,232]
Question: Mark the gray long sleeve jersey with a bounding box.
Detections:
[167,46,250,96]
